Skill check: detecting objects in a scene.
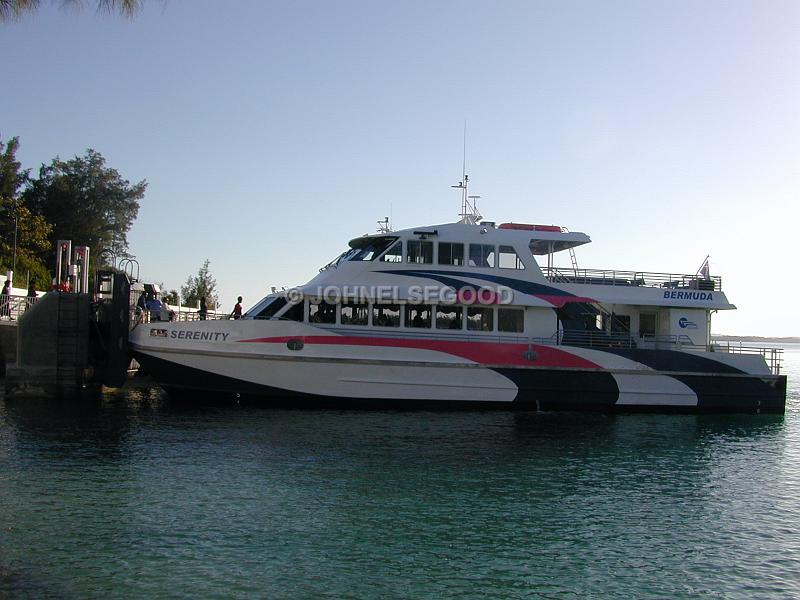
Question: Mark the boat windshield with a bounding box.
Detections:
[348,236,398,261]
[321,250,352,271]
[320,236,399,270]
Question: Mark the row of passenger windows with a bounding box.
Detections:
[378,240,526,270]
[294,301,525,332]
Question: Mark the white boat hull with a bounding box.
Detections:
[130,321,786,413]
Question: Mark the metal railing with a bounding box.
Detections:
[0,294,40,321]
[543,266,722,292]
[130,306,232,328]
[712,341,784,375]
[539,331,782,375]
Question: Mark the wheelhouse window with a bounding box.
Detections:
[469,244,495,268]
[373,303,400,327]
[498,308,524,332]
[405,304,432,328]
[467,307,494,331]
[341,301,369,325]
[436,306,463,330]
[407,240,433,264]
[498,245,525,270]
[349,236,399,261]
[309,300,336,324]
[380,241,403,263]
[438,242,464,266]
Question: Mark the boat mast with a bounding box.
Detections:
[453,122,482,224]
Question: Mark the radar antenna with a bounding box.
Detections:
[453,176,483,224]
[377,216,392,233]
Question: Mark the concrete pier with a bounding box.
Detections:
[5,293,91,398]
[0,321,18,378]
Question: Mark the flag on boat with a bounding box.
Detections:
[698,256,710,279]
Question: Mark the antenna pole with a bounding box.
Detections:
[453,121,481,224]
[462,120,467,183]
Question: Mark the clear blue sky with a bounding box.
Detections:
[2,0,798,335]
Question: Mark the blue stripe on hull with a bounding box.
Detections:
[607,348,745,374]
[495,368,619,410]
[672,373,786,414]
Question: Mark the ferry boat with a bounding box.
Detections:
[129,184,786,413]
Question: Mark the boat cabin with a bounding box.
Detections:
[247,221,728,352]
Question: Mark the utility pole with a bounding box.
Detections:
[12,196,18,276]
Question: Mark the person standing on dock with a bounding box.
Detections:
[26,282,37,311]
[1,280,9,319]
[231,296,243,320]
[199,296,207,321]
[136,291,148,322]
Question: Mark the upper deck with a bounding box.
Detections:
[299,219,732,310]
[543,266,722,292]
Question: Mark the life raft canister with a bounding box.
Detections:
[498,223,562,232]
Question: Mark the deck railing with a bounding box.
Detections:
[712,341,784,376]
[130,307,231,327]
[543,266,722,292]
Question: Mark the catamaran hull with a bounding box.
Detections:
[132,348,786,414]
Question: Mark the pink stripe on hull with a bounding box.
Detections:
[237,335,601,369]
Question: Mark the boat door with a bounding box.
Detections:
[639,311,658,339]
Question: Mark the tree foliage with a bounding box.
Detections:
[1,136,146,290]
[180,259,218,310]
[23,149,145,266]
[0,198,52,287]
[0,136,51,287]
[0,0,145,21]
[161,288,179,305]
[0,136,28,199]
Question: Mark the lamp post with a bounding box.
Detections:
[12,197,17,274]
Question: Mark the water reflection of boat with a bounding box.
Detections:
[129,184,786,413]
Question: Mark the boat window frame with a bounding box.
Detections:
[468,244,496,268]
[498,307,525,333]
[467,306,495,331]
[406,240,434,265]
[308,299,336,325]
[278,301,304,322]
[405,304,433,328]
[498,245,526,270]
[340,300,370,326]
[438,242,465,266]
[435,305,464,330]
[379,240,404,263]
[372,303,401,327]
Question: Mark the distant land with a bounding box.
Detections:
[712,335,800,344]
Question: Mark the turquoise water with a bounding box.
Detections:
[1,347,799,599]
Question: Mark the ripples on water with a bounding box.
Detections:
[1,347,799,599]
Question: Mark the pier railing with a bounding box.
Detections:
[0,294,40,321]
[543,267,722,291]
